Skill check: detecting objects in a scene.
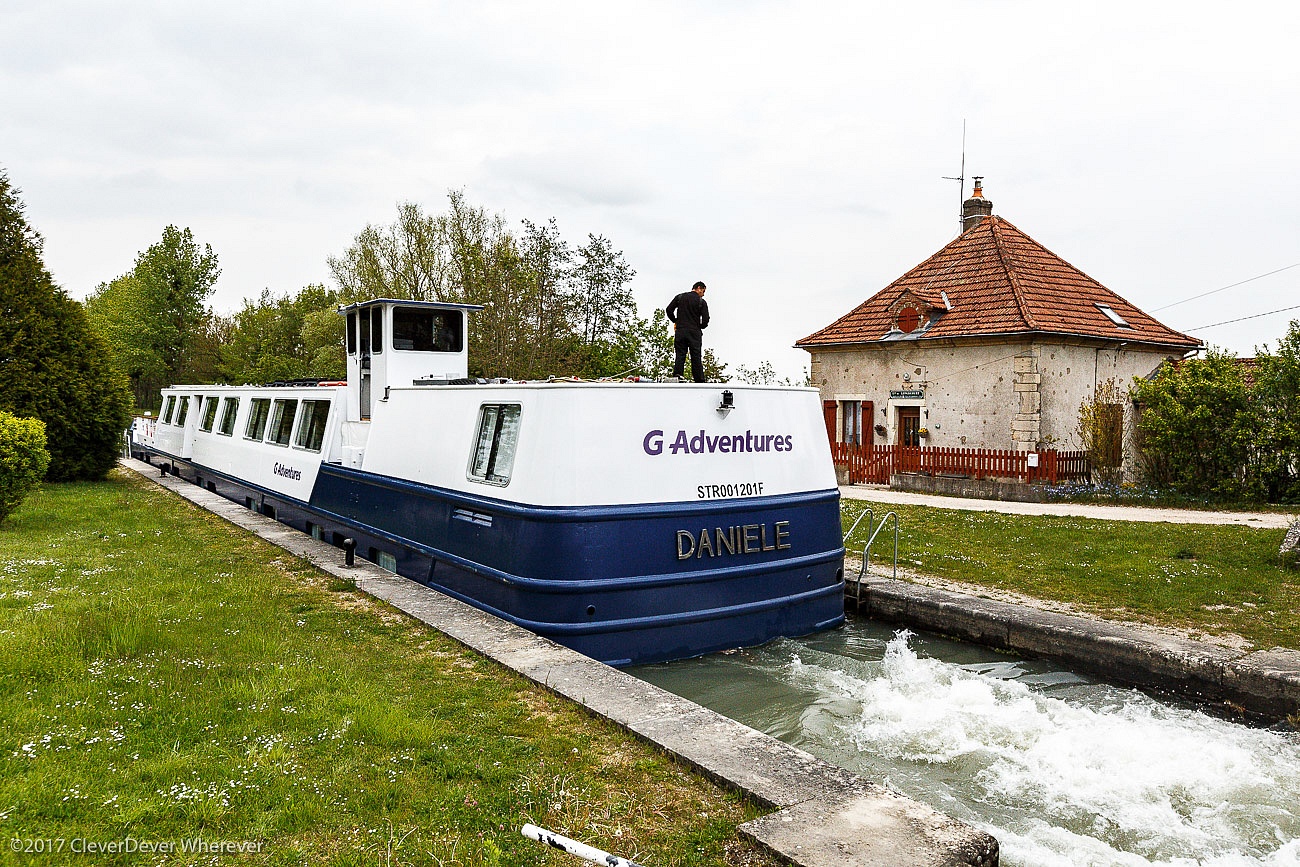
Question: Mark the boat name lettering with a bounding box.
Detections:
[643,429,793,456]
[273,462,302,481]
[676,522,791,560]
[697,482,765,499]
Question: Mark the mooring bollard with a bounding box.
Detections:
[343,537,356,568]
[520,824,643,867]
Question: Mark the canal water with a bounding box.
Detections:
[629,618,1300,867]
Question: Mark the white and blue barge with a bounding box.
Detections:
[132,299,845,665]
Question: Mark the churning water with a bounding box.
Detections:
[630,620,1300,867]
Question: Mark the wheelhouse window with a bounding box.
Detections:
[200,397,219,432]
[468,404,521,486]
[218,397,240,436]
[161,396,176,425]
[371,307,383,354]
[245,398,272,440]
[346,311,356,355]
[294,400,331,452]
[268,399,298,446]
[175,397,191,427]
[393,308,463,352]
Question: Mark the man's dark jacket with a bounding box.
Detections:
[666,291,709,336]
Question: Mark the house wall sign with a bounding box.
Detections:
[890,389,925,399]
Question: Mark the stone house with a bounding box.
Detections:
[796,181,1202,476]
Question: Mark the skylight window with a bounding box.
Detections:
[1095,303,1131,327]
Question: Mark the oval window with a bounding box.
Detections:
[897,307,920,333]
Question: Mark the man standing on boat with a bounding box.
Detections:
[666,281,709,382]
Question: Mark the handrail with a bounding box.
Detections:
[841,506,899,610]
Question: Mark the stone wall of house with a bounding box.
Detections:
[810,341,1184,478]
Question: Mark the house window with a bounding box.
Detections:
[268,399,299,446]
[1095,303,1131,327]
[200,396,219,432]
[468,404,521,486]
[393,308,463,352]
[294,400,331,452]
[245,398,272,440]
[840,400,862,445]
[218,397,240,436]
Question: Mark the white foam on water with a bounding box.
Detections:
[785,633,1300,867]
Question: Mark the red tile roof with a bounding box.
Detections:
[797,215,1202,350]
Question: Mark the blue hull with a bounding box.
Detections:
[137,449,845,665]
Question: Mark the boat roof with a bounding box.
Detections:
[337,298,485,314]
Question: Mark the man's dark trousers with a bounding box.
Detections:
[674,331,704,382]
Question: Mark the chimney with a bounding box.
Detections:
[961,176,992,233]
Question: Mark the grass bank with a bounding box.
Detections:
[0,472,780,867]
[842,499,1300,651]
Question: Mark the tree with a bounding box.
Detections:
[1131,351,1260,501]
[85,225,220,407]
[1076,378,1127,484]
[222,285,343,384]
[572,234,636,375]
[732,361,810,386]
[1254,320,1300,504]
[0,170,133,480]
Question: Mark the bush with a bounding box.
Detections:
[0,411,50,525]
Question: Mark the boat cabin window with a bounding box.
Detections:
[393,308,463,353]
[200,397,220,432]
[346,312,356,355]
[371,307,383,355]
[468,404,521,487]
[161,396,176,425]
[268,399,298,446]
[294,400,331,452]
[245,398,272,440]
[175,397,191,427]
[218,397,240,436]
[358,308,371,356]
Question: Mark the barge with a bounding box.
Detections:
[131,298,845,665]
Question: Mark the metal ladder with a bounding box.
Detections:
[842,507,899,610]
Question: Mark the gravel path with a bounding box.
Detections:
[839,485,1298,528]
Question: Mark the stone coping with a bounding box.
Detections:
[119,459,998,867]
[851,575,1300,724]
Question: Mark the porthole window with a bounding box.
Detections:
[467,404,521,486]
[897,306,921,334]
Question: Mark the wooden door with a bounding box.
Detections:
[898,407,921,446]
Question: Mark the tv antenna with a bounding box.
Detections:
[941,120,966,232]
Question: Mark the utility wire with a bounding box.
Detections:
[1188,303,1300,331]
[1151,263,1300,312]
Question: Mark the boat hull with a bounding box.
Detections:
[137,447,845,666]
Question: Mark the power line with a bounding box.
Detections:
[1188,303,1300,331]
[1151,263,1300,312]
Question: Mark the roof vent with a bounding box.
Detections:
[961,177,992,233]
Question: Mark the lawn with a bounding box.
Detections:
[0,472,780,866]
[842,498,1300,651]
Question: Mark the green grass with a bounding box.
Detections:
[842,499,1300,651]
[0,473,780,866]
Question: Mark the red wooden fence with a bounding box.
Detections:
[831,442,1091,485]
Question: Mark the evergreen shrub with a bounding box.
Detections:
[0,411,50,525]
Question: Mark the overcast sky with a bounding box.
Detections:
[3,1,1297,378]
